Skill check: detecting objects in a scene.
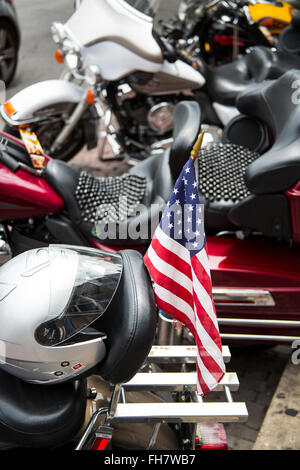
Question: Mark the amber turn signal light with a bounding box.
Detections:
[55,49,64,64]
[3,101,16,116]
[86,90,95,105]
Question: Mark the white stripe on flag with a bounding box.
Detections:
[191,267,219,330]
[194,313,226,372]
[154,284,195,325]
[147,244,193,294]
[156,226,191,264]
[196,249,211,278]
[196,351,222,391]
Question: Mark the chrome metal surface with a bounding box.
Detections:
[213,288,276,307]
[148,345,231,363]
[218,318,300,328]
[220,333,300,343]
[75,407,109,450]
[121,372,239,392]
[112,402,248,424]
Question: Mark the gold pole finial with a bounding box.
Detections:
[190,130,205,160]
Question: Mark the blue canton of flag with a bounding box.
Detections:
[160,158,205,256]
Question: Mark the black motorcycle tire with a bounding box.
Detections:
[3,120,85,162]
[0,19,19,86]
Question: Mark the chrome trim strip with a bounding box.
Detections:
[0,107,42,127]
[122,372,239,392]
[219,318,300,328]
[113,402,248,424]
[220,333,300,343]
[148,345,231,363]
[213,288,276,307]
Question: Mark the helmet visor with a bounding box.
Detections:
[35,246,122,347]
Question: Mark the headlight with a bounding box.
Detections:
[85,65,102,86]
[65,51,81,70]
[51,22,66,44]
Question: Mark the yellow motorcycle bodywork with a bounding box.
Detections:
[247,1,297,34]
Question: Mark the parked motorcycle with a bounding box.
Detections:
[0,70,300,344]
[0,244,247,450]
[2,0,300,164]
[176,0,298,65]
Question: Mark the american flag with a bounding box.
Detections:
[144,156,225,395]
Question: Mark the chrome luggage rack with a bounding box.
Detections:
[76,344,248,450]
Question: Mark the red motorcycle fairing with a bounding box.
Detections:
[286,181,300,244]
[208,235,300,340]
[0,162,64,220]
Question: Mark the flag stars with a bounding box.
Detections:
[190,193,196,200]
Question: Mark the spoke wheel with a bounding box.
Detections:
[0,20,18,85]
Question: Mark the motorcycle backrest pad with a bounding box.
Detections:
[222,115,271,154]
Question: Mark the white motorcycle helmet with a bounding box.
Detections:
[0,245,122,385]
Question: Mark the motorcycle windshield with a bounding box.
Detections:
[35,245,123,347]
[124,0,161,17]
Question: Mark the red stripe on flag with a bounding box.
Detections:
[151,236,192,278]
[144,253,195,310]
[192,255,213,298]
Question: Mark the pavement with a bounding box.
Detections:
[3,0,298,451]
[253,360,300,450]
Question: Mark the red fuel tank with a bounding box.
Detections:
[0,162,64,220]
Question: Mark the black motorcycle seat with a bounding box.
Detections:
[206,46,300,106]
[236,70,300,194]
[206,56,253,106]
[0,374,86,448]
[44,159,82,223]
[96,249,156,384]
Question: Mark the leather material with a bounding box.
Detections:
[44,159,82,223]
[96,250,157,384]
[229,194,291,241]
[168,101,202,181]
[246,46,300,83]
[206,46,300,106]
[206,56,252,106]
[237,70,300,194]
[0,375,86,448]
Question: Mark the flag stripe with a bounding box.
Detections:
[147,243,193,294]
[150,235,192,279]
[156,226,191,264]
[144,252,195,310]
